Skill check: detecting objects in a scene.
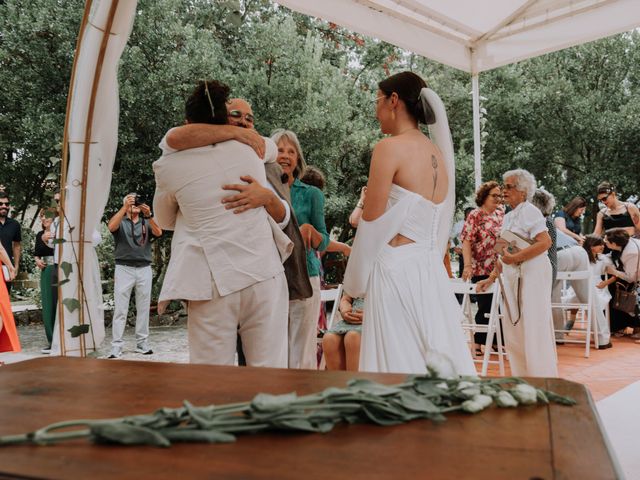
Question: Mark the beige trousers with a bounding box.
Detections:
[188,272,288,367]
[288,275,321,369]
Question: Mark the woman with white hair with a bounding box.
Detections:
[477,169,558,377]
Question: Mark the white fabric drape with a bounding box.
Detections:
[52,0,138,356]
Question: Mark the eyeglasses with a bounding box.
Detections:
[597,192,612,202]
[502,184,517,191]
[0,202,9,206]
[373,95,387,103]
[228,110,255,123]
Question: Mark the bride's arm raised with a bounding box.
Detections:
[362,139,399,222]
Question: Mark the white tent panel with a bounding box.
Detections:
[277,0,640,73]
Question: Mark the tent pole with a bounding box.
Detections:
[472,73,482,190]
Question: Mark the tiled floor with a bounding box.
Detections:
[483,334,640,400]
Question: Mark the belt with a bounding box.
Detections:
[556,244,576,252]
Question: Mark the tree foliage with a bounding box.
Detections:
[2,0,640,243]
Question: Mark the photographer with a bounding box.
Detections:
[107,193,162,359]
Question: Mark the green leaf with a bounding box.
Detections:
[62,298,81,313]
[60,261,73,278]
[346,379,403,396]
[52,238,66,244]
[161,429,235,443]
[53,278,70,287]
[67,324,90,338]
[90,423,170,447]
[250,392,297,412]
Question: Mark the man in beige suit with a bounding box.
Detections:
[153,80,292,367]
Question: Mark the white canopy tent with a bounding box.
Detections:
[57,0,640,355]
[278,0,640,188]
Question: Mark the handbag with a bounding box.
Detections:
[613,242,640,316]
[613,281,637,315]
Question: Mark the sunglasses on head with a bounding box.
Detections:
[597,191,613,202]
[228,110,255,123]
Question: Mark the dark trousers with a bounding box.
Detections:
[472,275,493,345]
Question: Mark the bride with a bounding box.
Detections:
[344,71,475,375]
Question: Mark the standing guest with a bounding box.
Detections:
[34,208,57,352]
[461,181,504,355]
[0,192,22,292]
[594,182,640,236]
[477,169,557,377]
[154,80,291,367]
[322,294,363,371]
[554,196,586,245]
[272,129,330,370]
[603,228,640,339]
[343,71,475,375]
[107,193,162,359]
[300,166,351,257]
[0,242,19,359]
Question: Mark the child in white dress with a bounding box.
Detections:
[583,235,616,314]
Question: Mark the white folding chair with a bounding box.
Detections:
[551,269,597,358]
[318,284,343,369]
[450,279,505,376]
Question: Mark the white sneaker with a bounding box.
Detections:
[107,351,122,359]
[134,347,153,355]
[41,347,51,355]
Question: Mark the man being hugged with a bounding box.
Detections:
[153,80,292,367]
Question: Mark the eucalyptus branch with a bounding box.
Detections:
[0,364,575,449]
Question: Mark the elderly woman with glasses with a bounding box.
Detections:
[477,169,557,377]
[460,180,504,355]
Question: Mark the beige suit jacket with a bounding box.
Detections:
[153,139,292,301]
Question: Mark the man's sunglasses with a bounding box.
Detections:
[228,110,255,123]
[0,202,9,206]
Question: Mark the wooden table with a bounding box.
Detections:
[0,358,621,479]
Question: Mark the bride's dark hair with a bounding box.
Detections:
[378,71,435,125]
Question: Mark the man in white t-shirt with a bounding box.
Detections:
[153,80,292,367]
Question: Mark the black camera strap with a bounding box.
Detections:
[130,217,147,246]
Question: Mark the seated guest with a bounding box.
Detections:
[477,170,557,377]
[322,294,363,371]
[603,228,640,340]
[554,197,586,245]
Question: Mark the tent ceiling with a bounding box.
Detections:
[277,0,640,73]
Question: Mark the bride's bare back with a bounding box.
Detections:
[363,129,448,246]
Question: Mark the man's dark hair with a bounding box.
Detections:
[0,191,9,200]
[185,80,230,125]
[378,71,434,125]
[605,228,630,250]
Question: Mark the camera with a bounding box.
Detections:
[134,194,145,207]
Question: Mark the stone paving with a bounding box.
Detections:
[3,321,190,364]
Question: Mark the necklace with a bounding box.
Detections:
[395,127,419,136]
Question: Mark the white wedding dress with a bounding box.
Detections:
[355,185,475,375]
[343,88,476,376]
